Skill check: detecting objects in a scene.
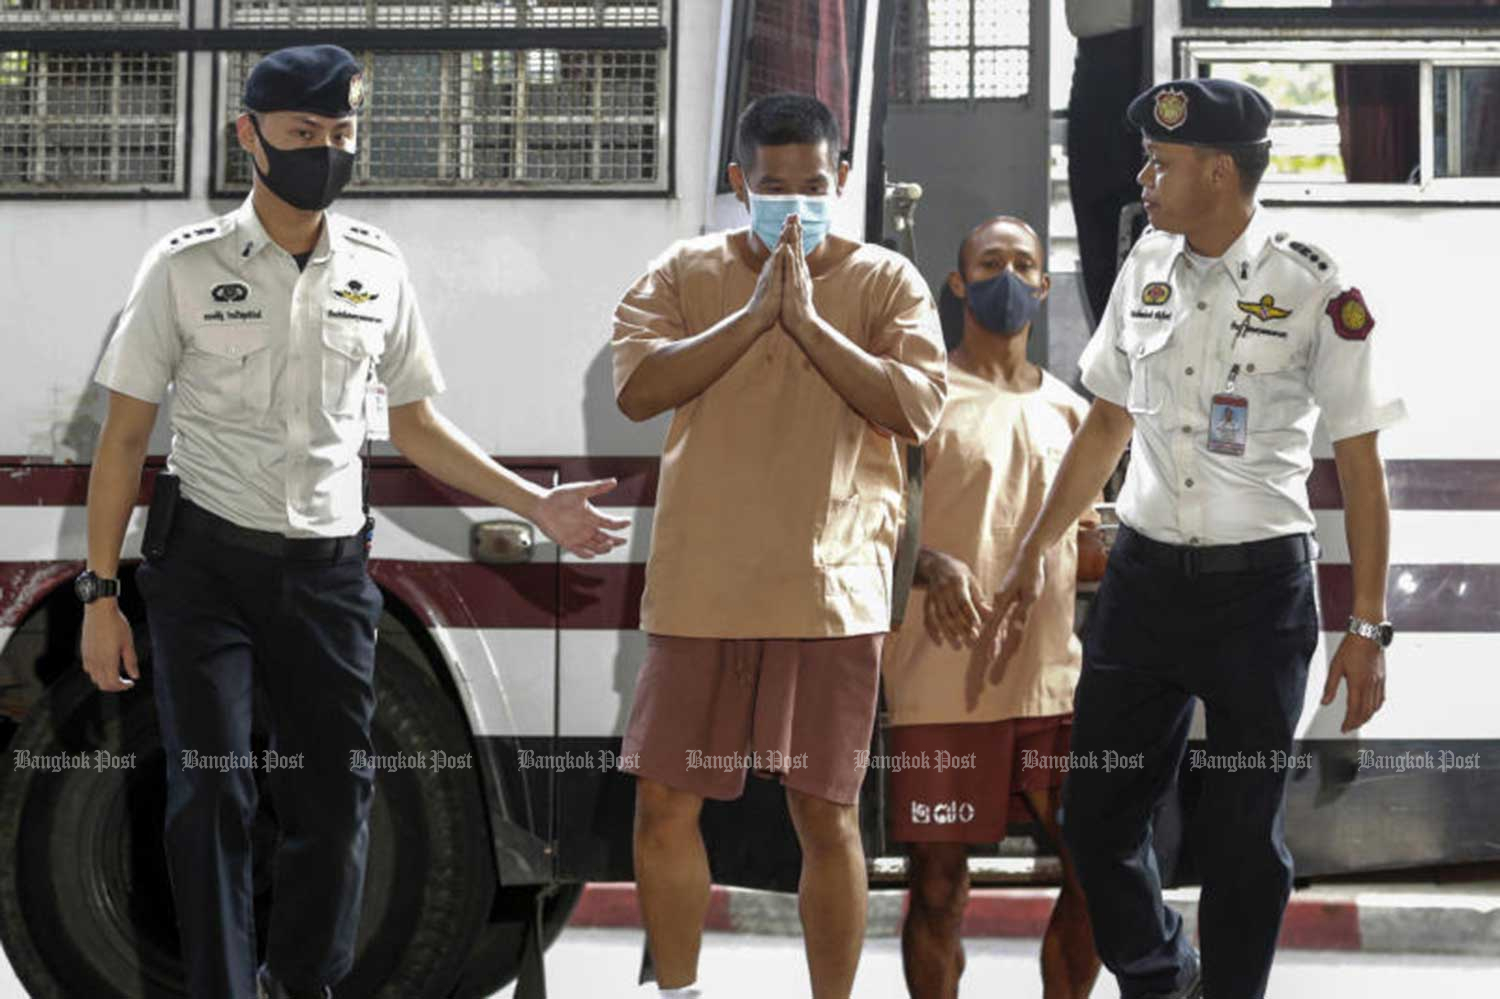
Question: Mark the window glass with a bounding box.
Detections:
[1435,66,1500,177]
[1205,60,1422,184]
[890,0,1030,103]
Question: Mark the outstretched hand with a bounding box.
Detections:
[980,548,1046,685]
[532,478,631,559]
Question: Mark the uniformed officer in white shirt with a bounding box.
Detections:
[77,46,627,999]
[985,79,1406,999]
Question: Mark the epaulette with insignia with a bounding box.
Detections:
[161,218,227,255]
[339,218,400,257]
[1270,232,1336,278]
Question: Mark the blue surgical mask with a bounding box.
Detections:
[965,270,1044,335]
[748,193,834,256]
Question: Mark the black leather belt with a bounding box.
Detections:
[1116,524,1318,576]
[176,499,366,562]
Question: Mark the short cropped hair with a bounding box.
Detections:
[1208,142,1271,196]
[735,93,842,168]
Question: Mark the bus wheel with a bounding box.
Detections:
[449,882,585,999]
[0,631,495,999]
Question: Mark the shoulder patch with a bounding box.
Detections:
[340,219,400,257]
[161,219,227,255]
[1271,234,1337,278]
[1325,287,1375,341]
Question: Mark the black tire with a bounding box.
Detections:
[449,883,584,999]
[0,619,496,999]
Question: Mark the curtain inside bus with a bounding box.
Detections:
[744,0,853,146]
[1331,0,1500,181]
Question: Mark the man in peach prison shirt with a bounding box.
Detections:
[881,217,1106,999]
[610,94,946,999]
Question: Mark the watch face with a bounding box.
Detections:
[1380,623,1395,647]
[74,572,95,603]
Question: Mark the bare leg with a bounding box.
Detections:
[1026,788,1103,999]
[901,841,970,999]
[634,778,709,990]
[786,787,867,999]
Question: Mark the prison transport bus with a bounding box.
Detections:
[0,1,1496,997]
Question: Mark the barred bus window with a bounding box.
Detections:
[217,1,669,193]
[0,0,185,193]
[890,0,1029,104]
[0,51,182,191]
[225,0,663,28]
[0,0,180,30]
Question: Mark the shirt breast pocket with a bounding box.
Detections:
[1119,322,1175,416]
[1229,335,1306,429]
[186,324,273,420]
[321,321,385,418]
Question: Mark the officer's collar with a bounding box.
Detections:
[1168,203,1273,293]
[231,193,336,268]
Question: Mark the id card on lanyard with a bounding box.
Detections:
[1208,361,1247,456]
[364,380,390,442]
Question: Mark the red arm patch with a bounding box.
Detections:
[1325,287,1375,341]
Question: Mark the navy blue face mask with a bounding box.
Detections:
[965,270,1044,335]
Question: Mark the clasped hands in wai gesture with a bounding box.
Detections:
[743,214,825,339]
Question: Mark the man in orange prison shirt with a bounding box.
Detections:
[882,217,1105,999]
[610,93,947,999]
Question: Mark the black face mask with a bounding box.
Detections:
[965,270,1044,336]
[250,114,354,212]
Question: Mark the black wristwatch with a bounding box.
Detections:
[75,570,120,604]
[1347,615,1394,649]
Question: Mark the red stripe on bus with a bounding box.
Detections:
[0,457,660,508]
[1317,563,1499,634]
[370,561,1494,633]
[370,560,646,630]
[0,458,1493,511]
[1303,458,1500,511]
[0,559,1493,633]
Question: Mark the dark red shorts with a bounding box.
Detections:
[620,633,883,805]
[886,714,1072,842]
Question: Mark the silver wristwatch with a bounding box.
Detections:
[1347,615,1394,648]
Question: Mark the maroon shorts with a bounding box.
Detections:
[620,633,883,805]
[886,714,1072,843]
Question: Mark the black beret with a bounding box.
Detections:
[244,45,365,118]
[1126,78,1273,147]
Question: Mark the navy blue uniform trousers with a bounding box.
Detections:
[136,511,381,999]
[1063,526,1320,999]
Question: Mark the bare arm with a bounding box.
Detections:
[984,398,1135,678]
[390,399,628,558]
[1321,430,1391,732]
[781,219,930,439]
[1018,400,1134,557]
[81,390,159,692]
[616,245,784,422]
